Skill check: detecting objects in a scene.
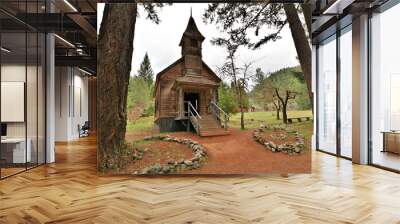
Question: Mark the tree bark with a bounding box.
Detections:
[97,3,137,171]
[276,107,280,120]
[238,84,245,130]
[284,4,313,110]
[282,102,288,124]
[272,99,281,120]
[301,3,312,35]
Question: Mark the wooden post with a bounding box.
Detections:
[178,87,183,118]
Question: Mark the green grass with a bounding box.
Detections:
[126,116,154,133]
[229,110,313,144]
[126,110,313,141]
[229,110,312,129]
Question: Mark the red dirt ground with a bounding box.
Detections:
[125,128,311,174]
[123,141,193,173]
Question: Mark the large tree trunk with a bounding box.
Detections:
[97,3,137,171]
[284,4,313,110]
[301,3,312,35]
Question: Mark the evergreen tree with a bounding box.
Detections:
[254,68,265,86]
[137,52,154,86]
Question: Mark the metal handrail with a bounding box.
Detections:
[188,101,202,119]
[210,102,229,121]
[187,101,201,134]
[210,102,229,130]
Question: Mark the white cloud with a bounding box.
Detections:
[97,3,299,81]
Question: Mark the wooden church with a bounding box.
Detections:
[154,14,229,136]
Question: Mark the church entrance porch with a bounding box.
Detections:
[184,92,200,117]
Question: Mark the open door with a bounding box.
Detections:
[184,92,200,116]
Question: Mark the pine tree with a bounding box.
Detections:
[137,53,154,86]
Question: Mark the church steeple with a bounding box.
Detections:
[179,12,205,76]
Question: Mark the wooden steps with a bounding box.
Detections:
[198,115,229,137]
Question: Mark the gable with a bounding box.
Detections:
[154,58,221,96]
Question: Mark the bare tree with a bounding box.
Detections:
[272,94,282,120]
[217,41,254,129]
[204,3,312,108]
[264,69,301,124]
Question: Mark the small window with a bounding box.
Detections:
[191,39,197,47]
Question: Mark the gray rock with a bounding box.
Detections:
[141,168,149,174]
[193,161,200,169]
[269,142,277,149]
[294,147,301,153]
[162,166,170,174]
[143,136,153,140]
[184,160,193,166]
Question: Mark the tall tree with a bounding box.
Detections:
[97,3,167,171]
[137,52,154,86]
[98,3,138,170]
[283,4,312,106]
[216,40,253,129]
[254,68,265,86]
[203,3,312,107]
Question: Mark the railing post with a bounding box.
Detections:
[187,104,190,132]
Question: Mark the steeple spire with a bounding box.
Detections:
[190,7,192,17]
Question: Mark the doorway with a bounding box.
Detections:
[184,92,200,115]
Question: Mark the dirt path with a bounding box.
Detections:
[126,128,311,174]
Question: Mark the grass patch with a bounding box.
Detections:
[229,110,313,150]
[229,110,312,129]
[126,116,154,133]
[126,111,313,141]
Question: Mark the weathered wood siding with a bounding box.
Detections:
[156,62,182,119]
[155,60,220,121]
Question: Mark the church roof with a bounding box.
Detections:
[153,58,221,96]
[179,16,205,46]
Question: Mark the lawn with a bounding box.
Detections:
[126,116,154,133]
[229,110,312,129]
[126,110,313,140]
[229,110,313,140]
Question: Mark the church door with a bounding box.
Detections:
[184,92,200,116]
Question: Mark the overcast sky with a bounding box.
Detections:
[97,3,299,82]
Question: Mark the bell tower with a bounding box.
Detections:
[179,12,205,76]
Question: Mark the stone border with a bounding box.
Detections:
[132,135,207,174]
[253,125,305,155]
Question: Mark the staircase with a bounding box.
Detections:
[186,102,230,137]
[198,115,229,137]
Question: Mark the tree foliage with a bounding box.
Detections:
[250,66,310,123]
[137,53,154,86]
[203,3,313,109]
[203,3,287,49]
[127,76,154,120]
[218,82,239,115]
